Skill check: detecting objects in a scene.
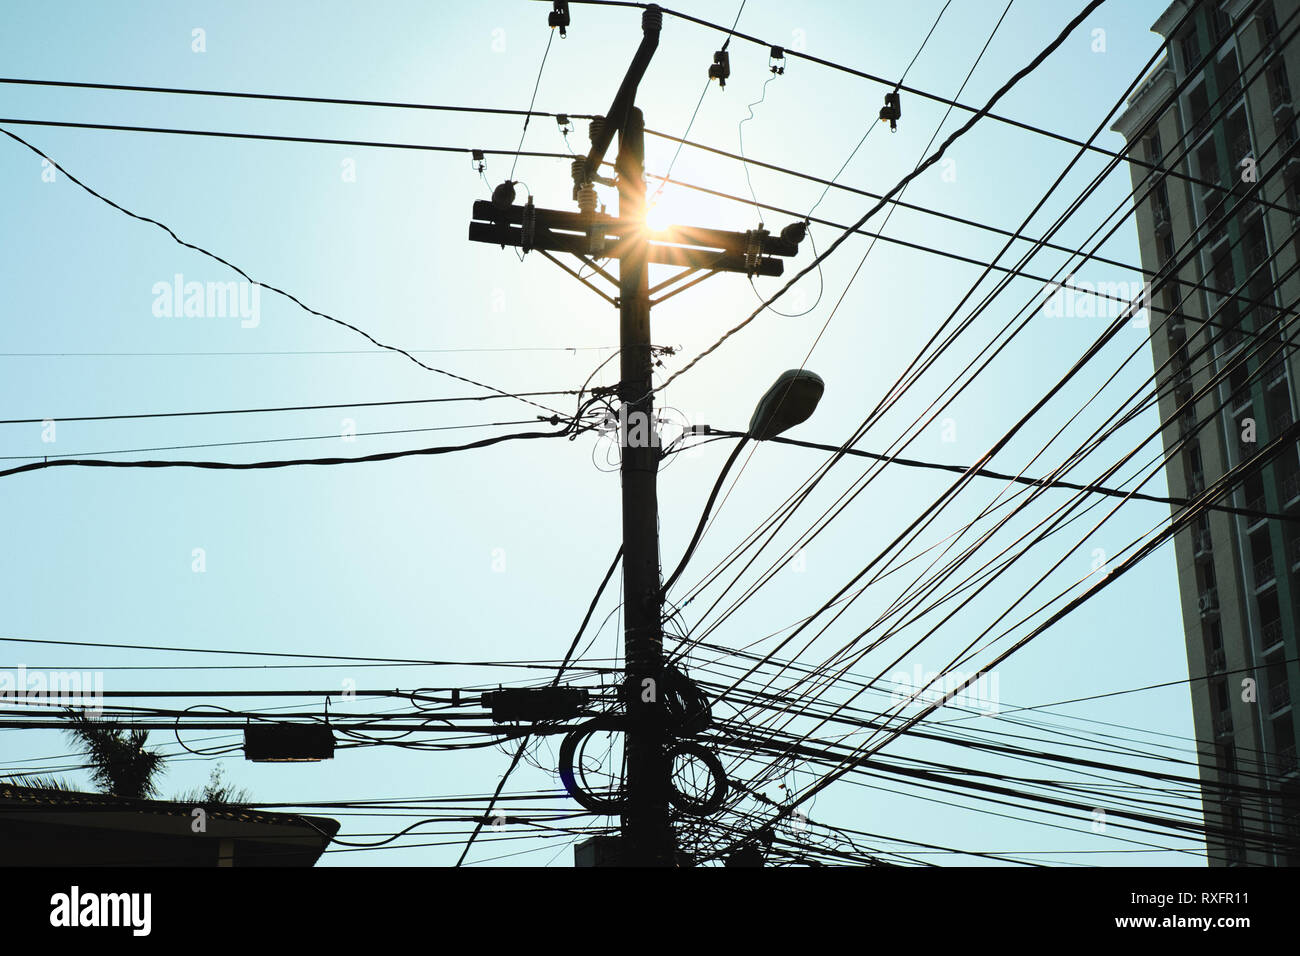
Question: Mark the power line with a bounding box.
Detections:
[711,0,1013,567]
[701,429,1300,524]
[0,125,569,418]
[5,110,1207,317]
[0,117,574,159]
[714,394,1300,858]
[710,218,1300,788]
[0,633,623,669]
[455,546,623,866]
[670,0,1289,832]
[761,144,1300,757]
[748,300,1300,794]
[664,0,1175,656]
[665,0,1019,598]
[0,418,551,462]
[5,109,1271,315]
[11,43,1296,221]
[0,390,580,426]
[671,0,1291,672]
[0,424,578,481]
[807,0,954,218]
[655,0,1108,392]
[510,27,558,181]
[0,346,615,357]
[546,0,1293,218]
[650,0,748,210]
[0,76,598,120]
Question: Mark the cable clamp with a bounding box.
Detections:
[743,226,769,275]
[548,1,570,37]
[709,49,731,88]
[521,195,537,254]
[879,92,901,132]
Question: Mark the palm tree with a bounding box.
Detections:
[3,774,75,791]
[61,709,167,799]
[174,764,251,805]
[4,712,251,805]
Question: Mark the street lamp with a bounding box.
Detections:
[748,369,825,441]
[661,369,824,596]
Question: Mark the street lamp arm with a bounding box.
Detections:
[660,433,749,599]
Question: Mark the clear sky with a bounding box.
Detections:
[0,0,1210,866]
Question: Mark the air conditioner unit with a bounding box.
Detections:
[1153,204,1173,237]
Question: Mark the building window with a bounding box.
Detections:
[1219,741,1237,779]
[1269,61,1293,115]
[1260,2,1279,46]
[1217,50,1243,104]
[1160,232,1176,265]
[1189,82,1212,140]
[1180,27,1201,75]
[1284,168,1300,210]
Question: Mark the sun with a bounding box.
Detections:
[645,199,671,232]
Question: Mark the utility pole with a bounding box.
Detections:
[613,100,674,867]
[467,2,804,866]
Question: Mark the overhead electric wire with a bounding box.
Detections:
[0,390,581,426]
[676,0,1294,842]
[699,429,1297,523]
[716,419,1300,859]
[700,667,1284,800]
[680,0,1022,590]
[643,165,1300,331]
[750,149,1300,776]
[717,736,1280,856]
[696,691,1284,858]
[807,0,954,218]
[0,418,564,462]
[21,0,1292,222]
[454,546,624,866]
[3,116,1274,321]
[510,28,558,181]
[0,125,568,417]
[701,0,975,551]
[12,1,1291,866]
[650,0,747,210]
[5,71,1290,302]
[720,187,1300,796]
[543,0,1300,220]
[0,424,586,481]
[0,633,622,670]
[8,74,1261,307]
[671,0,1290,674]
[690,633,1291,775]
[0,76,598,121]
[1,346,614,357]
[0,117,576,159]
[653,0,1106,391]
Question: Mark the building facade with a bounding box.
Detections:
[1113,0,1300,865]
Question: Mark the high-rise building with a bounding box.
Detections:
[1112,0,1300,865]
